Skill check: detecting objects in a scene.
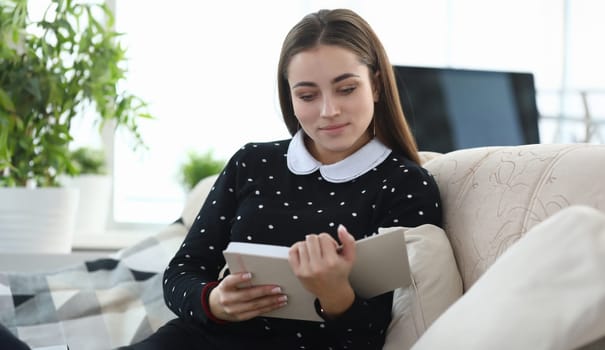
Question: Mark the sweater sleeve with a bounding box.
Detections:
[162,146,244,325]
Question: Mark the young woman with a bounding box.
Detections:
[123,8,442,350]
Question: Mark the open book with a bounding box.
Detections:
[223,227,411,322]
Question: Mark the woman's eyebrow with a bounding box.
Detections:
[291,81,316,89]
[291,73,360,89]
[332,73,360,84]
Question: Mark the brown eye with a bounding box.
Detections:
[298,93,316,102]
[339,86,356,95]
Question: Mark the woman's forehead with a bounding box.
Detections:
[287,45,370,84]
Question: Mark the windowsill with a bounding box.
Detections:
[0,230,157,273]
[0,252,110,273]
[0,222,171,272]
[71,229,153,252]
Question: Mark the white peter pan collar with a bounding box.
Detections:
[286,129,392,183]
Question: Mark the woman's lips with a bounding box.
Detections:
[320,123,348,132]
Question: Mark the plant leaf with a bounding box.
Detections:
[0,88,16,112]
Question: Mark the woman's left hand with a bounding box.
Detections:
[288,224,357,317]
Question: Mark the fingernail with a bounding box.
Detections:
[278,295,288,303]
[338,224,346,231]
[271,287,282,294]
[242,272,252,280]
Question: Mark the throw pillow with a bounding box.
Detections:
[418,151,443,165]
[383,224,463,350]
[411,205,605,350]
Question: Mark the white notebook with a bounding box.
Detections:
[223,226,411,322]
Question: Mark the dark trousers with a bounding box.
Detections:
[0,323,30,350]
[117,318,222,350]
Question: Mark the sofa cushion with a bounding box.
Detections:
[384,224,462,350]
[411,205,605,350]
[418,151,443,165]
[423,144,605,290]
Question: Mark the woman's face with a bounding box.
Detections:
[287,44,378,164]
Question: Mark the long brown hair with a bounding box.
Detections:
[277,9,420,164]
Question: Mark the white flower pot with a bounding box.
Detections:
[0,187,79,253]
[63,174,112,236]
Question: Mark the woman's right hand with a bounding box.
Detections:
[208,272,288,322]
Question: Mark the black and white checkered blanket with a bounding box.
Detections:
[0,221,187,350]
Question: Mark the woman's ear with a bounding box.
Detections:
[372,71,380,102]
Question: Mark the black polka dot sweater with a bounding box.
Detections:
[163,135,442,350]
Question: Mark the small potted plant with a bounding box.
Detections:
[178,150,225,192]
[70,147,108,176]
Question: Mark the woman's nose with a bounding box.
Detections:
[320,95,339,117]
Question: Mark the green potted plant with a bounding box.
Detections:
[178,150,225,192]
[0,0,151,253]
[70,146,108,176]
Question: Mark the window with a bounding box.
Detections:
[557,0,605,143]
[111,1,301,224]
[100,0,604,228]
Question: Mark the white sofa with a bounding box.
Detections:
[424,143,605,289]
[2,143,605,349]
[412,143,605,349]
